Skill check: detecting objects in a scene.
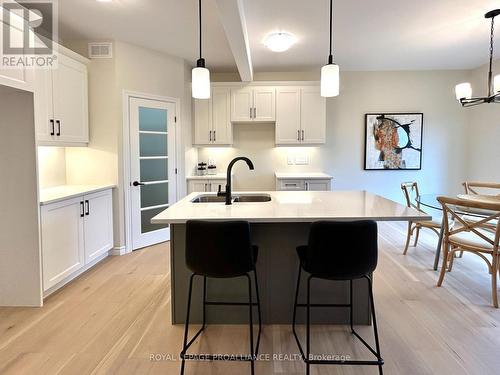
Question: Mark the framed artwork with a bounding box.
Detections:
[364,113,423,170]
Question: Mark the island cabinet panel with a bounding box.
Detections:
[41,197,85,291]
[40,189,113,293]
[193,87,232,145]
[35,53,89,145]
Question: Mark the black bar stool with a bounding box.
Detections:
[180,220,262,375]
[292,220,384,375]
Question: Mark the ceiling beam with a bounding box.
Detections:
[215,0,253,82]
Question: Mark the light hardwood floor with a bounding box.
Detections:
[1,222,500,375]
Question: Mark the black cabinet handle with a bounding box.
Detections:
[50,119,55,135]
[56,120,61,136]
[213,130,216,142]
[80,201,84,217]
[85,200,90,216]
[132,181,145,186]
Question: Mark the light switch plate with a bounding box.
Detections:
[295,155,309,165]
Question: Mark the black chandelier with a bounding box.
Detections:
[455,9,500,107]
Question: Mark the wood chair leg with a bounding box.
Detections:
[413,227,420,247]
[492,255,499,308]
[448,248,455,272]
[403,222,412,255]
[437,241,450,286]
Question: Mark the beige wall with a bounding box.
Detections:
[465,59,500,183]
[37,147,67,189]
[0,87,42,306]
[200,69,470,203]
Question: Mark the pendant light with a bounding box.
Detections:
[192,0,210,99]
[320,0,340,97]
[455,9,500,107]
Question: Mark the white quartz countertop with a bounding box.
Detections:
[151,190,431,224]
[186,173,228,180]
[39,184,115,205]
[275,172,333,180]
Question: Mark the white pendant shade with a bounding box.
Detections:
[192,67,210,99]
[494,74,500,93]
[320,63,340,97]
[455,82,472,101]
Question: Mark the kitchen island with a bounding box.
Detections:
[152,190,430,325]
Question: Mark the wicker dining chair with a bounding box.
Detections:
[400,182,442,255]
[437,196,500,307]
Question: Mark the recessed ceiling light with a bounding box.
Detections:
[96,0,113,3]
[263,32,296,52]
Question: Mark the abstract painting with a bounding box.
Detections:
[364,113,423,170]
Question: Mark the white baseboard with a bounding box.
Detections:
[109,246,127,256]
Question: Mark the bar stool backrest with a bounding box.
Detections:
[185,220,255,278]
[305,221,378,279]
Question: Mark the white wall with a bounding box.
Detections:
[200,70,470,203]
[0,86,42,306]
[465,59,500,183]
[37,147,67,189]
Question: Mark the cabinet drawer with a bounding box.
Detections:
[279,180,305,191]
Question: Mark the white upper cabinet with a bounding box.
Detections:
[276,87,301,144]
[35,53,89,145]
[300,87,326,144]
[211,87,232,145]
[276,86,326,145]
[230,86,275,122]
[193,87,232,145]
[231,88,253,122]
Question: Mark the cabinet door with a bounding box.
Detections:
[52,54,89,143]
[300,87,326,144]
[194,97,212,145]
[83,189,113,264]
[278,179,305,191]
[34,68,55,142]
[275,87,301,145]
[231,88,253,122]
[41,197,84,291]
[188,180,209,193]
[305,180,331,191]
[212,87,232,145]
[253,87,275,122]
[0,66,34,92]
[209,179,226,192]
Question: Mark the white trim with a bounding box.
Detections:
[139,130,168,135]
[140,156,168,160]
[109,246,127,256]
[122,90,181,254]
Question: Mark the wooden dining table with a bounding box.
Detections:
[416,193,500,270]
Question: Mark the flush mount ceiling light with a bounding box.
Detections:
[263,32,296,52]
[192,0,210,99]
[455,9,500,107]
[320,0,340,97]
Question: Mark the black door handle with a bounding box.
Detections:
[132,181,145,186]
[85,200,90,215]
[80,201,84,217]
[50,119,55,135]
[56,120,61,136]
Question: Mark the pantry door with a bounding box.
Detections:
[129,97,177,250]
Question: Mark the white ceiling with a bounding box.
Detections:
[58,0,500,73]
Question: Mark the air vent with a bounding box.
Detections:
[88,42,113,58]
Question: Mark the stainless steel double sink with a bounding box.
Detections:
[191,193,271,203]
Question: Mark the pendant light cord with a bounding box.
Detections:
[328,0,333,63]
[488,15,495,95]
[199,0,202,60]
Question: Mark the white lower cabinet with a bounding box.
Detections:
[277,178,332,191]
[41,189,113,292]
[187,179,227,194]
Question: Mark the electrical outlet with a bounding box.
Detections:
[295,155,309,165]
[287,155,294,165]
